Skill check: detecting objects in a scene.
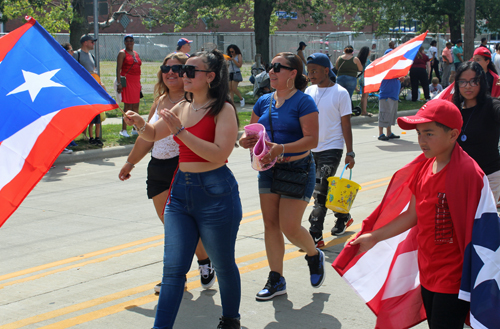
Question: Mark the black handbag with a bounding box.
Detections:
[267,93,311,198]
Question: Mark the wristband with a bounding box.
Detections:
[174,126,185,136]
[125,161,135,168]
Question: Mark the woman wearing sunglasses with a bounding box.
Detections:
[453,61,500,201]
[124,49,242,329]
[116,34,142,137]
[118,52,215,295]
[226,44,245,107]
[239,52,324,301]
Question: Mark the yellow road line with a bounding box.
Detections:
[360,176,392,187]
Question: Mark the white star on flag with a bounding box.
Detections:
[473,244,500,289]
[7,69,64,102]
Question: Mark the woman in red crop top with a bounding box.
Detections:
[124,49,242,329]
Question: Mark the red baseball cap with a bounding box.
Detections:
[397,99,463,131]
[473,47,491,59]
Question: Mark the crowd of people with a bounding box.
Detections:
[62,33,500,329]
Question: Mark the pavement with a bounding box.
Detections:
[54,108,419,166]
[1,116,438,329]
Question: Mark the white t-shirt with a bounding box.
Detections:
[494,53,500,75]
[428,46,438,60]
[305,83,352,152]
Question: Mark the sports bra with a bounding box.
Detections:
[173,112,228,163]
[150,99,179,160]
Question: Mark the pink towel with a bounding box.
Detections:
[244,123,276,171]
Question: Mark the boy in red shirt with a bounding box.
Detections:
[351,99,472,328]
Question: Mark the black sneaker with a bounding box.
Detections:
[388,133,400,139]
[255,271,287,301]
[94,138,103,146]
[198,258,216,289]
[309,230,324,248]
[331,215,354,236]
[88,137,96,145]
[217,316,241,329]
[305,248,325,288]
[378,134,389,141]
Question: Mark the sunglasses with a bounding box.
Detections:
[270,62,295,73]
[160,64,183,74]
[179,65,212,79]
[457,78,480,88]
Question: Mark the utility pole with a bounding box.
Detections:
[464,0,476,60]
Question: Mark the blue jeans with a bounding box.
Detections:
[336,75,357,99]
[153,165,242,329]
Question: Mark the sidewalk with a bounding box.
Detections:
[54,109,419,166]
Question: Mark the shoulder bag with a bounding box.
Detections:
[268,93,311,198]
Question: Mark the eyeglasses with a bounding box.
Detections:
[270,62,295,73]
[457,79,480,88]
[160,65,183,74]
[229,50,235,53]
[179,65,212,79]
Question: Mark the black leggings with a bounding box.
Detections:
[421,285,469,329]
[410,67,430,101]
[429,59,441,82]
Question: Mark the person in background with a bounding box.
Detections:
[357,46,373,116]
[429,77,443,98]
[118,52,215,295]
[74,34,103,146]
[335,45,363,100]
[453,39,464,71]
[60,42,76,153]
[428,40,440,83]
[378,46,402,141]
[297,41,307,73]
[441,42,454,88]
[116,34,142,138]
[472,47,500,96]
[494,43,500,74]
[410,46,431,102]
[479,37,489,49]
[62,42,74,56]
[177,38,192,56]
[226,44,245,107]
[305,53,355,248]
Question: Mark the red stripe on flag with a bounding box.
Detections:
[0,104,117,227]
[0,19,36,62]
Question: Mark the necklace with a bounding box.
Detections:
[191,99,212,112]
[460,104,477,142]
[167,92,184,104]
[315,81,333,107]
[274,89,296,107]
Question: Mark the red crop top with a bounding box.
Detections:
[173,113,228,163]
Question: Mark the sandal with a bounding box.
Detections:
[361,113,373,117]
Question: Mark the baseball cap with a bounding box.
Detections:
[80,34,97,44]
[306,53,336,78]
[124,34,134,42]
[177,38,193,47]
[456,39,463,44]
[397,99,463,131]
[299,41,307,48]
[473,47,491,58]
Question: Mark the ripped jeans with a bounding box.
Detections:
[308,149,351,233]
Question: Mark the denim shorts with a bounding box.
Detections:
[258,154,316,202]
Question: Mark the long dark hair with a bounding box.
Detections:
[226,44,241,56]
[453,61,491,110]
[479,55,498,75]
[274,52,308,90]
[357,46,370,67]
[189,49,239,125]
[154,52,188,101]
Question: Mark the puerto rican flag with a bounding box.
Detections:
[364,32,428,94]
[0,18,118,228]
[333,145,500,329]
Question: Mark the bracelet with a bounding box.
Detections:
[278,144,285,161]
[125,161,135,168]
[174,126,185,136]
[137,122,147,134]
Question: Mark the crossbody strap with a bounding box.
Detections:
[124,51,136,77]
[268,93,274,142]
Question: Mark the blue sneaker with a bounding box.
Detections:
[305,249,325,288]
[256,271,287,301]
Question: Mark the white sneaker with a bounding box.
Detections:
[240,98,245,107]
[131,129,139,136]
[119,130,130,137]
[61,148,73,154]
[154,282,161,294]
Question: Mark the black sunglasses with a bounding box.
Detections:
[160,65,183,74]
[179,65,212,79]
[270,62,295,73]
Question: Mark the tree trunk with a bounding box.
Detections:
[448,13,462,44]
[254,0,275,65]
[70,0,90,50]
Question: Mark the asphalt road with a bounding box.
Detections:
[1,122,440,329]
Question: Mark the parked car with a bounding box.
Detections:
[133,36,170,61]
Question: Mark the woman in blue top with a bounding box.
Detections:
[239,52,324,301]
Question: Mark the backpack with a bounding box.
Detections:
[76,49,96,64]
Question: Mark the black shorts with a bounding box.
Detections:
[146,156,179,199]
[90,114,101,124]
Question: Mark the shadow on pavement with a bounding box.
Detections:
[376,139,421,152]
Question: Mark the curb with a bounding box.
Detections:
[55,109,420,165]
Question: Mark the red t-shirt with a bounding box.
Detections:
[409,159,463,294]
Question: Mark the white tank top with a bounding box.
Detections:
[149,100,180,160]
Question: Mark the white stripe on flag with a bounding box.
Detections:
[365,59,414,85]
[0,111,59,190]
[343,229,411,302]
[382,250,419,300]
[370,41,424,67]
[474,175,497,217]
[470,312,489,329]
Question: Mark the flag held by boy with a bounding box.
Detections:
[0,17,118,228]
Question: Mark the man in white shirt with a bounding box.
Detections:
[305,53,355,248]
[428,40,440,83]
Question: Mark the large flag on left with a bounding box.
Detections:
[0,18,118,228]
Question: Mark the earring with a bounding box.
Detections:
[286,78,294,90]
[208,82,211,89]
